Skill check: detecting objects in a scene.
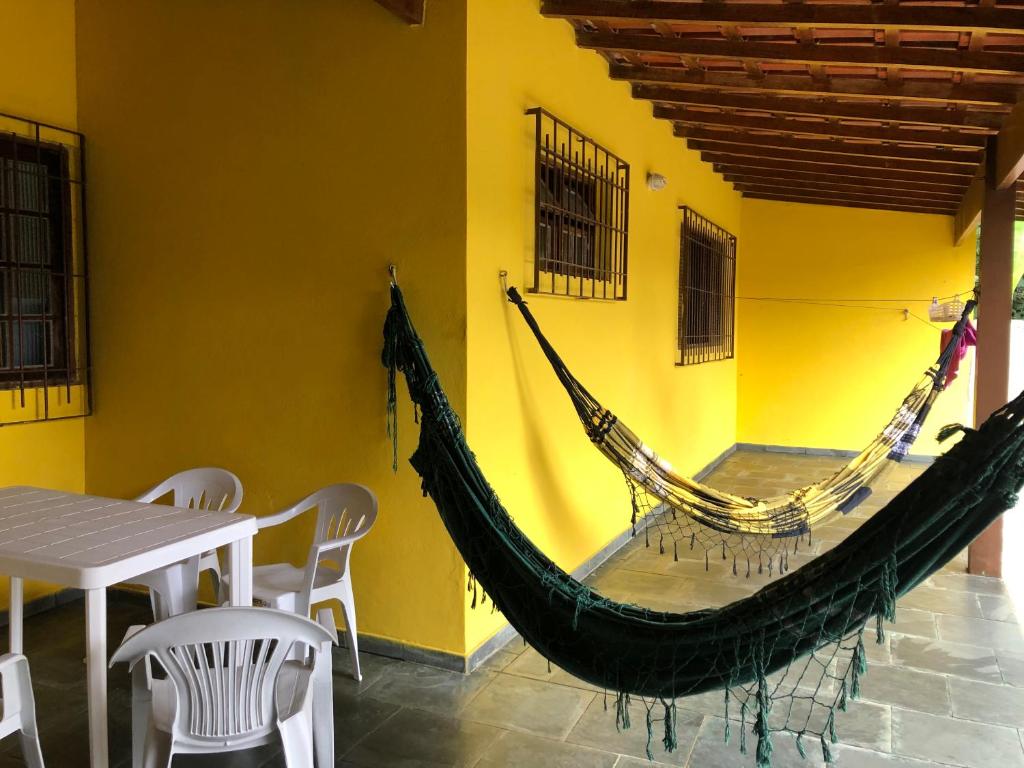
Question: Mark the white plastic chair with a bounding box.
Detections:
[0,654,44,767]
[243,484,377,681]
[130,468,243,620]
[110,606,336,768]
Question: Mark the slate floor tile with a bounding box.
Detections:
[891,635,1003,683]
[475,730,619,768]
[900,586,983,618]
[928,573,1008,596]
[830,743,961,767]
[462,674,595,740]
[685,716,824,768]
[332,689,402,755]
[978,594,1020,623]
[936,614,1024,653]
[948,676,1024,728]
[999,652,1024,686]
[565,694,701,765]
[360,662,494,716]
[856,664,950,716]
[501,647,600,692]
[892,708,1024,768]
[342,707,503,767]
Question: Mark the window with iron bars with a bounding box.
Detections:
[678,207,735,366]
[0,113,89,423]
[528,108,628,300]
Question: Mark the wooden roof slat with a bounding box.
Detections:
[693,144,976,175]
[543,1,1024,34]
[679,128,982,163]
[707,156,973,186]
[545,2,1024,218]
[720,170,967,195]
[708,156,970,186]
[743,191,957,215]
[611,65,1021,106]
[657,106,988,147]
[730,177,964,202]
[579,32,1024,77]
[734,181,960,204]
[634,85,1007,130]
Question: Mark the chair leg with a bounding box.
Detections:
[141,723,173,768]
[7,654,43,768]
[337,583,360,682]
[148,589,164,623]
[279,709,315,768]
[18,729,43,768]
[312,649,334,768]
[131,663,152,768]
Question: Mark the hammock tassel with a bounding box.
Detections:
[673,540,678,562]
[732,556,738,577]
[795,733,806,759]
[663,701,678,753]
[723,690,731,744]
[659,535,665,556]
[820,732,833,764]
[615,693,632,732]
[739,702,748,755]
[645,706,655,760]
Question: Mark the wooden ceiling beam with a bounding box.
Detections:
[611,65,1021,106]
[372,0,425,25]
[954,173,985,244]
[678,128,982,163]
[634,85,1007,130]
[734,180,959,204]
[696,145,974,177]
[995,101,1024,189]
[657,106,988,148]
[581,32,1024,76]
[543,1,1024,33]
[721,171,966,197]
[706,156,973,186]
[743,191,956,215]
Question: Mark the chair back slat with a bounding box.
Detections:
[139,468,243,514]
[111,608,331,744]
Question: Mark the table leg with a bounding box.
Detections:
[227,536,253,607]
[85,588,108,768]
[9,577,23,655]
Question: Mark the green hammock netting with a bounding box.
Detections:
[383,282,1023,766]
[506,286,977,578]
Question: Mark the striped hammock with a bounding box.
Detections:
[507,287,976,574]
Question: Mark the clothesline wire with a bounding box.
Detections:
[733,296,970,331]
[736,288,972,304]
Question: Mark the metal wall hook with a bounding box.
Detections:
[499,270,509,294]
[388,264,398,286]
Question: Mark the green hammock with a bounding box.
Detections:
[383,282,1023,766]
[506,286,977,577]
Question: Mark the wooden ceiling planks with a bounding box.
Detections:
[541,0,1024,216]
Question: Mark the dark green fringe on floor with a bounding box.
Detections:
[383,282,1024,767]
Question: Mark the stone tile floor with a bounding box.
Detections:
[1,450,1022,767]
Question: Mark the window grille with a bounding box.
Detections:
[527,108,629,300]
[678,207,735,366]
[0,113,89,423]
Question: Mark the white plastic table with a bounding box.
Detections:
[0,486,258,768]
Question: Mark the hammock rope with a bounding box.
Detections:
[383,282,1024,766]
[506,286,977,576]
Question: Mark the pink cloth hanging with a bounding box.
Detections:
[941,319,977,387]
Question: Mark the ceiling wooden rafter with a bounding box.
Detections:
[541,0,1024,218]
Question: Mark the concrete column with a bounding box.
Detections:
[969,138,1016,577]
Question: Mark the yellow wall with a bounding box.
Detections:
[76,0,471,655]
[737,199,977,455]
[0,0,85,606]
[463,0,742,653]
